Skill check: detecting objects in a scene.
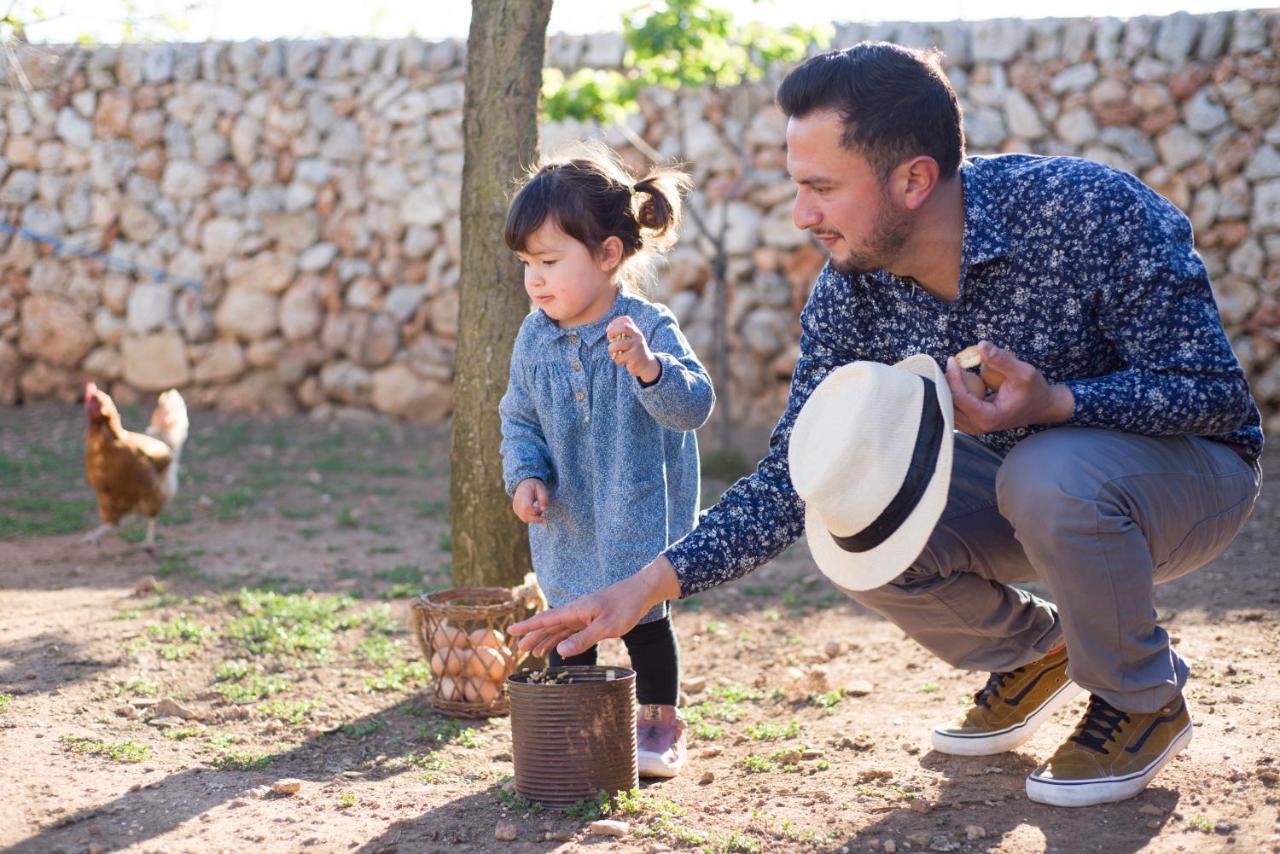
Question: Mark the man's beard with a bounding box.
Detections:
[828,197,913,277]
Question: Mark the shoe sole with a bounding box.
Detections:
[931,679,1083,756]
[1024,719,1193,807]
[637,749,683,779]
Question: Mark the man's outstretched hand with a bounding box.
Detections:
[509,557,682,658]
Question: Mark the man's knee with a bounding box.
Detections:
[995,429,1112,533]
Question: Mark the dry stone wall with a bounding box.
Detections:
[1,10,1278,433]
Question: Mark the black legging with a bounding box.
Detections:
[548,614,679,706]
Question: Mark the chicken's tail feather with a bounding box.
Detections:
[146,389,189,452]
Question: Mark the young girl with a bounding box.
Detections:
[499,143,714,779]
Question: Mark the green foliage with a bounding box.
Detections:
[0,692,10,712]
[744,718,800,741]
[258,698,321,724]
[542,0,829,124]
[341,717,388,738]
[210,750,273,771]
[60,735,151,763]
[364,660,431,693]
[224,589,358,657]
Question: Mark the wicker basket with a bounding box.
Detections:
[410,587,537,718]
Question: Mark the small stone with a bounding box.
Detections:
[909,799,932,814]
[114,704,136,718]
[152,698,197,720]
[699,747,722,759]
[1144,819,1161,829]
[699,771,714,785]
[965,825,986,841]
[824,641,846,659]
[1138,804,1165,816]
[680,675,708,694]
[132,576,160,595]
[493,820,518,842]
[271,779,302,795]
[883,841,896,854]
[587,819,629,837]
[845,682,873,697]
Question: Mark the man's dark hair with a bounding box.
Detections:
[777,42,965,181]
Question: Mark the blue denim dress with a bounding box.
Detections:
[499,293,715,622]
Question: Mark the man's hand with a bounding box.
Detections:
[944,341,1075,435]
[606,315,660,384]
[512,478,549,524]
[509,556,682,658]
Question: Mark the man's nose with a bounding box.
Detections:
[793,192,820,230]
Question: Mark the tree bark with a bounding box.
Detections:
[451,0,553,589]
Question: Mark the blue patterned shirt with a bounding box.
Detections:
[500,293,715,620]
[666,153,1263,597]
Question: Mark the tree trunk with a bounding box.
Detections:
[451,0,553,589]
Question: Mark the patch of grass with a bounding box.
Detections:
[376,564,422,585]
[298,527,322,541]
[810,688,845,709]
[279,506,322,520]
[365,660,431,693]
[745,719,800,741]
[162,725,206,740]
[215,673,290,704]
[920,683,941,694]
[341,718,388,738]
[206,732,238,750]
[1188,815,1215,833]
[146,614,212,642]
[357,603,400,635]
[225,589,358,657]
[412,499,448,519]
[741,754,774,774]
[258,698,320,724]
[215,487,256,522]
[420,718,484,748]
[355,635,402,662]
[60,736,151,763]
[157,643,198,661]
[210,750,273,771]
[0,692,12,712]
[116,678,160,697]
[692,721,724,741]
[703,621,727,636]
[155,551,200,578]
[0,495,96,537]
[707,685,765,703]
[214,659,252,681]
[337,792,357,809]
[493,781,543,815]
[336,507,360,529]
[567,790,613,822]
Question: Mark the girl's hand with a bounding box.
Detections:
[606,316,660,384]
[512,478,549,524]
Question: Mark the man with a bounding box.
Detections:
[511,42,1263,807]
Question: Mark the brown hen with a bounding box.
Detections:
[83,383,189,551]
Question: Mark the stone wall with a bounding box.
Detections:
[1,10,1278,432]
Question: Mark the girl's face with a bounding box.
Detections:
[516,220,622,328]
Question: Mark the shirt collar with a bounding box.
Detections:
[527,291,633,346]
[959,157,1011,267]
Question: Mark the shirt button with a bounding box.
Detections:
[573,362,582,371]
[575,391,585,401]
[568,334,578,344]
[583,415,590,424]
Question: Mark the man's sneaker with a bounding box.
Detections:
[1025,692,1192,807]
[636,704,687,779]
[932,645,1081,756]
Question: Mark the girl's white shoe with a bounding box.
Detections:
[636,704,687,779]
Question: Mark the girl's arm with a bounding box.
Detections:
[631,310,716,432]
[499,357,555,496]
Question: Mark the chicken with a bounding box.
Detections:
[83,383,189,551]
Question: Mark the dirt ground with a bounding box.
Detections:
[1,402,1278,854]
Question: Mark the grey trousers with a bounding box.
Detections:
[838,428,1262,714]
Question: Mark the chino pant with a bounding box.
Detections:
[837,428,1261,714]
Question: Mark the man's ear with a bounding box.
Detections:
[892,156,942,212]
[596,235,625,272]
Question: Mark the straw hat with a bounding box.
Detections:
[788,354,954,591]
